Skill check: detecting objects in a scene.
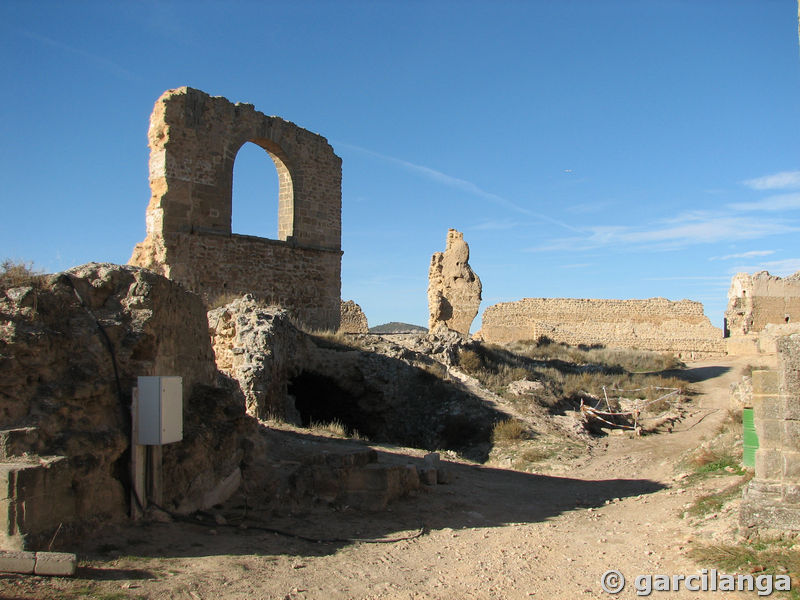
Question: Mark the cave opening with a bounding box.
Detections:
[288,371,380,439]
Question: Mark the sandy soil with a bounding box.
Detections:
[0,357,766,600]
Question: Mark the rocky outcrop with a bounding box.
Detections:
[0,263,258,548]
[339,300,369,334]
[428,229,482,335]
[206,296,502,459]
[208,296,314,422]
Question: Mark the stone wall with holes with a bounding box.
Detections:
[741,334,800,532]
[130,87,342,330]
[475,297,725,358]
[724,272,800,355]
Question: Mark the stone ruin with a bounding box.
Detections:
[339,300,369,334]
[476,297,725,359]
[725,271,800,356]
[741,334,800,533]
[427,229,482,335]
[130,87,342,331]
[2,264,498,550]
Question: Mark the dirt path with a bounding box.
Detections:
[0,357,758,600]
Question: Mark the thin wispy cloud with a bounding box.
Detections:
[527,212,800,253]
[743,170,800,190]
[642,276,730,281]
[732,258,800,277]
[709,250,775,261]
[337,142,580,232]
[727,192,800,212]
[20,29,140,81]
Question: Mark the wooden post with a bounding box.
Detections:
[131,388,146,519]
[148,445,163,507]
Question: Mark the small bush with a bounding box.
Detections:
[0,259,46,292]
[492,418,528,442]
[457,349,483,373]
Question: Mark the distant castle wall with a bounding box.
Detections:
[476,297,725,358]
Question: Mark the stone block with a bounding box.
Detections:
[419,468,437,486]
[436,468,454,484]
[0,428,40,460]
[34,552,76,576]
[423,452,440,469]
[753,370,780,396]
[345,465,390,493]
[783,421,800,449]
[756,449,783,480]
[0,551,35,574]
[784,397,800,421]
[784,452,800,480]
[754,398,783,421]
[745,479,783,498]
[755,418,781,448]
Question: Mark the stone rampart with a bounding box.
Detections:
[476,297,725,357]
[130,87,342,330]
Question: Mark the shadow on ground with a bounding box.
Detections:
[665,365,730,384]
[74,439,665,568]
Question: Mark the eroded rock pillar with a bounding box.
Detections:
[427,229,482,335]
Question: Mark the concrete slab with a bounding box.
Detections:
[0,550,35,574]
[34,551,76,576]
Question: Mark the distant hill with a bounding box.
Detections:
[369,322,428,334]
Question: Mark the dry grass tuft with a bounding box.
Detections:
[492,418,528,442]
[0,259,46,292]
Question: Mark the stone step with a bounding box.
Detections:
[0,456,75,551]
[0,427,41,460]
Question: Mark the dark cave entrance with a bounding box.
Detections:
[288,371,381,439]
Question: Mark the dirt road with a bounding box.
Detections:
[1,357,756,600]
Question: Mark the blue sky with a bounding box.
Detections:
[2,1,799,331]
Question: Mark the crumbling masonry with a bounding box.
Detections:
[130,87,343,330]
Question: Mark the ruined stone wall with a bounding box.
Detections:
[725,271,800,338]
[741,334,800,532]
[476,297,725,357]
[339,300,369,334]
[130,87,342,330]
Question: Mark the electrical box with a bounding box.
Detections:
[135,376,183,445]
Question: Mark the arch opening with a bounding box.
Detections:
[232,140,294,240]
